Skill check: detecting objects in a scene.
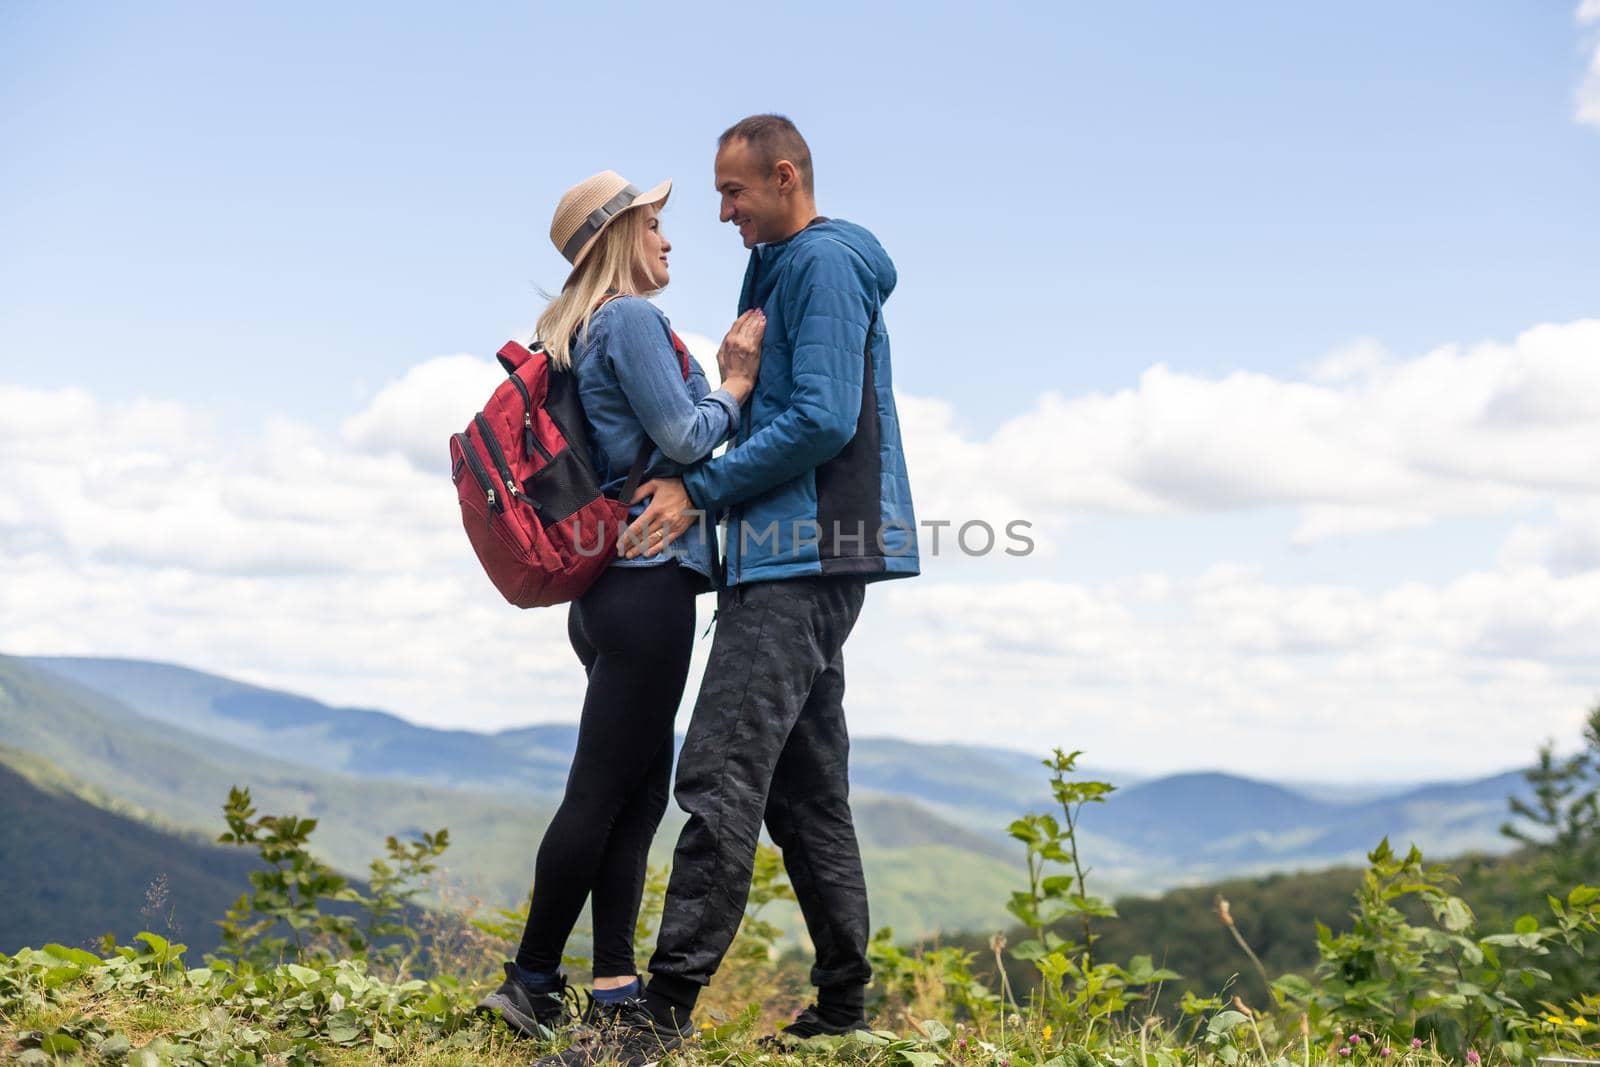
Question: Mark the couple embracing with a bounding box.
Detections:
[477,114,919,1066]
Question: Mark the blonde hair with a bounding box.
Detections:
[536,204,661,369]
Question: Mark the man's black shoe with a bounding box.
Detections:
[778,1004,869,1039]
[536,999,692,1067]
[475,962,572,1038]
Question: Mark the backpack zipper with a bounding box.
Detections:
[473,412,551,525]
[453,432,502,516]
[505,374,553,462]
[474,413,525,499]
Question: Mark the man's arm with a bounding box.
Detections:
[680,244,871,514]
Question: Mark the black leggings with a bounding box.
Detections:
[515,562,699,978]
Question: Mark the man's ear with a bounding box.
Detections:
[773,159,799,195]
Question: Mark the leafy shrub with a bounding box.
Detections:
[6,724,1600,1065]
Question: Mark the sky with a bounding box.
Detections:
[2,2,1598,783]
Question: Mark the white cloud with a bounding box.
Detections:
[852,561,1600,778]
[1500,502,1600,576]
[332,319,1600,558]
[0,379,586,727]
[2,318,1598,777]
[340,353,505,473]
[896,319,1600,546]
[1308,337,1389,384]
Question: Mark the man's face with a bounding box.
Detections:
[715,139,785,249]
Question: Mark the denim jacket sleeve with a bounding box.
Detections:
[598,298,740,465]
[685,352,713,402]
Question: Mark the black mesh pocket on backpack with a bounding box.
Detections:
[522,446,600,526]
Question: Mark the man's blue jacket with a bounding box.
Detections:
[682,217,920,586]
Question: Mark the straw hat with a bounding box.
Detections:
[550,170,672,274]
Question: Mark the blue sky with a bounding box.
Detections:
[5,3,1596,427]
[3,3,1598,780]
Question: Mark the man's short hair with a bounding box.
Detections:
[718,114,814,196]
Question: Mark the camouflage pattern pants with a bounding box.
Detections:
[646,575,870,1006]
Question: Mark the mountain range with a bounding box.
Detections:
[0,652,1535,953]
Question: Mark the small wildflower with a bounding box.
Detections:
[959,1038,969,1050]
[1042,1025,1053,1043]
[1380,1049,1391,1058]
[1339,1047,1352,1057]
[1411,1038,1424,1049]
[1349,1034,1363,1045]
[1008,1013,1022,1028]
[1574,1017,1590,1028]
[1466,1051,1480,1065]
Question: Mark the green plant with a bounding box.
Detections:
[1500,703,1599,874]
[213,785,448,975]
[11,739,1600,1066]
[869,931,1002,1023]
[1273,837,1600,1064]
[1006,749,1179,1043]
[362,829,450,978]
[213,786,363,968]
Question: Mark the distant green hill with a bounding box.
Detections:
[23,653,1534,888]
[0,745,258,956]
[0,655,1019,945]
[0,654,554,907]
[23,654,584,794]
[23,655,1103,817]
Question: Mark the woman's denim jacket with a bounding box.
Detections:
[570,296,739,584]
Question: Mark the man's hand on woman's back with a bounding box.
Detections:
[619,477,697,560]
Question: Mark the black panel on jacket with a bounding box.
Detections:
[815,319,884,574]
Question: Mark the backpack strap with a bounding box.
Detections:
[617,441,654,509]
[667,328,691,381]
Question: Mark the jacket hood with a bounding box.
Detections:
[740,217,898,310]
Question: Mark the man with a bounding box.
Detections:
[557,114,919,1065]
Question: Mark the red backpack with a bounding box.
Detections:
[449,311,691,608]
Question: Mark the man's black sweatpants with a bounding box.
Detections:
[645,574,869,1015]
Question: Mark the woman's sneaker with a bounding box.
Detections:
[475,963,573,1038]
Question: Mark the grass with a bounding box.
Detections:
[2,975,1498,1067]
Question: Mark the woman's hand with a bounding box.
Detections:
[716,309,765,401]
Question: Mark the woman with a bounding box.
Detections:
[477,170,763,1036]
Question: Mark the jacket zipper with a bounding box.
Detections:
[453,432,502,516]
[726,419,747,590]
[505,374,553,462]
